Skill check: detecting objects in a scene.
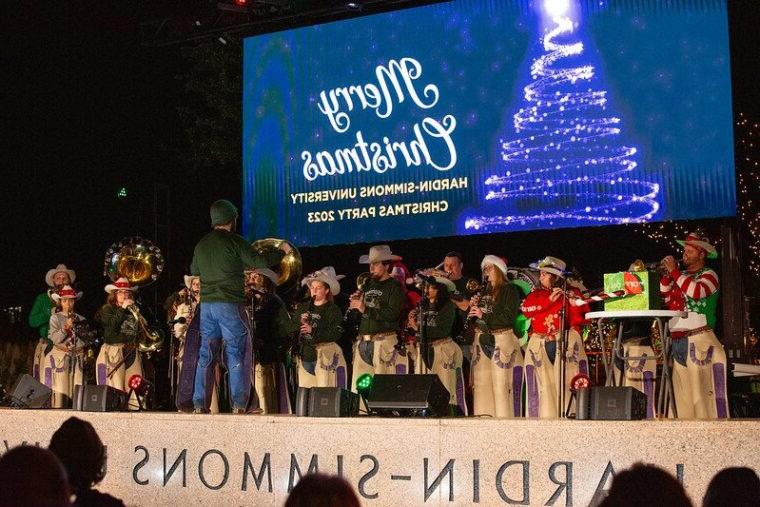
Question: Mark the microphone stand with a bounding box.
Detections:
[557,276,574,418]
[167,319,176,404]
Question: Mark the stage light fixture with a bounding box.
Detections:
[234,0,247,5]
[570,373,591,392]
[356,373,373,398]
[128,374,150,397]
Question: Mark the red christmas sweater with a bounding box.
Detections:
[520,287,589,338]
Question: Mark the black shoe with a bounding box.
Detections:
[193,407,209,414]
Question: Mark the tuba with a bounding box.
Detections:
[250,238,302,298]
[103,237,165,353]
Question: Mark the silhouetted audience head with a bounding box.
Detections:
[702,467,760,507]
[285,473,361,507]
[0,445,70,507]
[49,417,124,507]
[599,463,692,507]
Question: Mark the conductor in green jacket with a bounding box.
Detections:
[191,200,289,414]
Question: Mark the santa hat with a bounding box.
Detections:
[480,255,508,275]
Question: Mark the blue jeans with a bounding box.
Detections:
[193,302,253,410]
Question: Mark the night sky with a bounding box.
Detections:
[1,0,759,323]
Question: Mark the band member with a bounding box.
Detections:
[468,255,522,418]
[170,275,201,379]
[407,275,467,415]
[45,286,86,408]
[191,199,288,414]
[521,256,590,418]
[246,267,291,414]
[28,264,74,380]
[285,267,348,389]
[95,277,143,410]
[350,245,408,394]
[660,231,729,419]
[391,261,421,353]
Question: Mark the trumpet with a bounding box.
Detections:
[463,277,490,338]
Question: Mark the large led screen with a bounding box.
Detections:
[243,0,735,246]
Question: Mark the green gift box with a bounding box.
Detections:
[602,271,661,311]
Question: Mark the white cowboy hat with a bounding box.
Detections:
[529,256,567,278]
[302,266,345,296]
[359,245,402,264]
[431,276,456,294]
[676,232,718,259]
[104,277,137,294]
[480,255,508,275]
[45,264,76,288]
[248,267,279,285]
[51,285,83,301]
[184,275,200,289]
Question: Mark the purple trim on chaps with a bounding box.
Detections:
[395,364,406,375]
[336,366,347,389]
[238,305,254,408]
[526,365,538,417]
[275,362,291,414]
[643,371,655,419]
[44,368,52,388]
[579,359,588,376]
[712,363,728,419]
[512,365,523,417]
[97,364,107,385]
[456,367,466,414]
[33,364,39,381]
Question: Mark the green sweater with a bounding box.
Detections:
[419,299,456,341]
[358,277,403,336]
[190,229,284,303]
[478,283,520,332]
[97,305,139,344]
[28,292,54,342]
[284,301,343,362]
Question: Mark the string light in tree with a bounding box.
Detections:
[736,112,760,278]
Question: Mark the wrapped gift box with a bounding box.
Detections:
[602,271,661,311]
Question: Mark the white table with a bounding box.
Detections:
[586,310,688,417]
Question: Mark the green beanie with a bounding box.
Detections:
[210,199,238,226]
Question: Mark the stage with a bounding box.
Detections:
[2,410,759,506]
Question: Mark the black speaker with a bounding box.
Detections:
[306,388,358,417]
[367,374,450,417]
[74,385,129,412]
[7,374,51,408]
[576,386,647,420]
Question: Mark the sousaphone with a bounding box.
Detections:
[103,237,165,353]
[250,238,302,298]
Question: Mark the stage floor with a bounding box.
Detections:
[2,409,759,506]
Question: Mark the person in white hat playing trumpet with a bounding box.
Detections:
[468,255,523,418]
[521,256,590,418]
[407,275,468,415]
[28,263,75,381]
[283,267,348,390]
[349,245,409,395]
[44,286,87,408]
[95,277,144,410]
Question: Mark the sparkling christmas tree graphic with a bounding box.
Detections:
[462,0,660,232]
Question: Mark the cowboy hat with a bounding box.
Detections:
[359,245,401,264]
[480,255,508,275]
[184,275,200,289]
[104,277,137,294]
[529,256,567,278]
[302,266,345,296]
[247,267,279,285]
[51,285,83,301]
[676,232,718,259]
[431,276,456,294]
[45,264,76,288]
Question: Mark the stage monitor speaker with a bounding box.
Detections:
[8,374,51,408]
[306,388,358,417]
[367,374,450,417]
[576,386,647,420]
[74,385,129,412]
